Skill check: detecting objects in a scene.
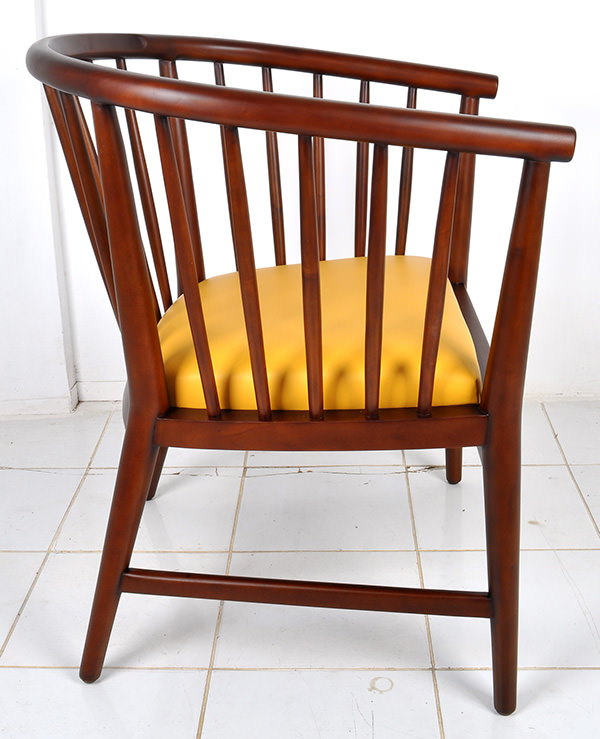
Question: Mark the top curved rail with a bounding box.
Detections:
[29,33,500,98]
[26,35,576,163]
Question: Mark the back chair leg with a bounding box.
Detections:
[482,433,521,715]
[79,412,159,683]
[445,447,462,484]
[146,446,168,501]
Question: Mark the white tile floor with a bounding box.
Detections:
[1,399,599,737]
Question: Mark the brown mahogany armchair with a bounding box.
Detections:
[26,34,575,714]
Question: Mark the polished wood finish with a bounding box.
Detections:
[354,80,370,257]
[262,66,287,265]
[28,34,575,715]
[312,73,326,260]
[418,151,460,416]
[121,569,492,618]
[395,85,417,255]
[298,135,324,420]
[364,144,388,419]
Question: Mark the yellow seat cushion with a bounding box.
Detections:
[157,255,481,410]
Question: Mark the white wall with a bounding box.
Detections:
[3,0,598,413]
[0,2,75,413]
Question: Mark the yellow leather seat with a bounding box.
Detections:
[158,255,481,410]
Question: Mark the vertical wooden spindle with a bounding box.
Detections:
[54,90,118,316]
[417,151,460,416]
[159,59,205,285]
[262,67,286,265]
[298,135,324,420]
[118,59,172,312]
[92,102,168,408]
[214,62,239,271]
[395,86,417,255]
[449,95,480,285]
[219,124,272,420]
[313,73,326,260]
[354,80,370,257]
[364,144,389,419]
[155,114,221,418]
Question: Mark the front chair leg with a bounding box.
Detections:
[482,435,521,715]
[445,447,462,484]
[79,413,159,683]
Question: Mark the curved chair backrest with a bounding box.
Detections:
[27,34,576,715]
[28,34,573,427]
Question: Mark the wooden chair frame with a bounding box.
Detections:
[27,34,576,714]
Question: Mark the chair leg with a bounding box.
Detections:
[79,413,159,683]
[481,434,521,715]
[445,447,462,484]
[146,446,168,501]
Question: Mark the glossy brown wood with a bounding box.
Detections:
[418,151,460,416]
[46,89,117,316]
[155,114,221,418]
[122,568,492,618]
[28,34,576,715]
[158,59,205,284]
[117,58,172,312]
[262,66,286,265]
[354,80,370,257]
[313,73,326,260]
[298,135,324,420]
[364,144,388,419]
[395,86,417,255]
[222,124,272,420]
[449,95,479,285]
[153,405,488,451]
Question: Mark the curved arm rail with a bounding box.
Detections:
[27,35,575,163]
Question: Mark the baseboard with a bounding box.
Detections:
[76,380,126,403]
[0,391,77,416]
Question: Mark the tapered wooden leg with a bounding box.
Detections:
[481,433,521,715]
[79,413,159,683]
[146,446,168,501]
[445,447,462,484]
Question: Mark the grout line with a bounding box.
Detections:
[542,403,600,539]
[404,464,445,739]
[195,450,249,739]
[0,410,115,659]
[1,663,600,673]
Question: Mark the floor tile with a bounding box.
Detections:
[247,449,406,467]
[2,398,600,737]
[520,400,565,465]
[202,670,441,739]
[519,550,600,668]
[0,552,46,648]
[0,667,206,739]
[55,468,243,552]
[520,465,600,549]
[410,466,486,551]
[544,399,600,464]
[0,468,84,550]
[420,551,491,669]
[422,550,600,669]
[215,551,430,669]
[235,467,413,551]
[0,408,110,468]
[91,411,246,468]
[404,400,563,467]
[404,446,481,468]
[1,552,227,669]
[569,464,600,535]
[437,668,600,737]
[411,464,593,553]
